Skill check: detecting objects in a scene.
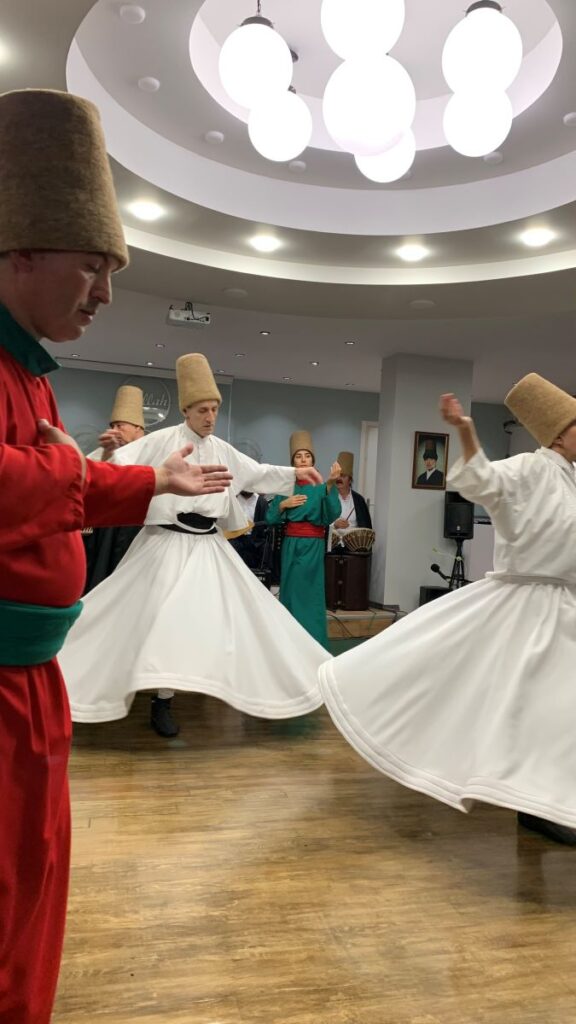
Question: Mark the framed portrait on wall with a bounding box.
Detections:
[412,431,449,490]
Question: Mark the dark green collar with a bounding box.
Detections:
[0,303,59,376]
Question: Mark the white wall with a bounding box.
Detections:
[371,354,473,612]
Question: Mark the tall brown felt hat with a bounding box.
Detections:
[176,353,222,411]
[422,439,438,459]
[110,386,144,428]
[0,89,128,268]
[337,451,354,477]
[504,373,576,447]
[290,430,315,460]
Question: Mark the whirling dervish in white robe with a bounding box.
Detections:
[61,354,328,723]
[320,374,576,832]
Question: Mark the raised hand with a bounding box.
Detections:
[439,393,472,427]
[98,428,125,452]
[154,444,233,496]
[295,466,322,485]
[328,461,342,482]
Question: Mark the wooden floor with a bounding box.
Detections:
[54,692,576,1024]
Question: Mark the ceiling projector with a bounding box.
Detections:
[166,303,211,328]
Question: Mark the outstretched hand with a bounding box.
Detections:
[154,443,233,497]
[439,393,472,428]
[295,466,323,485]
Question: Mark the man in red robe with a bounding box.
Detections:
[0,89,231,1024]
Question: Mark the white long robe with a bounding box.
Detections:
[319,447,576,827]
[61,424,327,722]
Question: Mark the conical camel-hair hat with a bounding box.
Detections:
[290,430,315,460]
[176,353,222,411]
[504,373,576,447]
[0,89,128,267]
[337,451,354,477]
[109,386,144,428]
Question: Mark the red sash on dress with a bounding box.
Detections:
[285,523,326,539]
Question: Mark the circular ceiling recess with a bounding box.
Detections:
[66,0,576,283]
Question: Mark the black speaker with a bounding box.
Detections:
[419,585,450,606]
[444,491,474,540]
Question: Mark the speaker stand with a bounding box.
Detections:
[448,538,467,590]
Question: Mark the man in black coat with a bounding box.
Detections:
[416,440,445,487]
[331,451,372,542]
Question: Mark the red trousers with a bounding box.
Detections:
[0,660,71,1023]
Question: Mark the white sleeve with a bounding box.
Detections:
[110,434,156,467]
[224,447,296,496]
[447,449,516,513]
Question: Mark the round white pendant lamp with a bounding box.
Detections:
[355,130,416,182]
[443,90,513,157]
[248,90,313,162]
[218,20,293,109]
[442,0,523,94]
[323,56,416,157]
[320,0,406,60]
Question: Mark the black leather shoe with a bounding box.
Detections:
[150,697,180,738]
[517,812,576,846]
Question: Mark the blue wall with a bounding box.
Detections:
[50,366,508,479]
[472,402,509,461]
[50,367,379,473]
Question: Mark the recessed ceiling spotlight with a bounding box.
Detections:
[345,340,356,346]
[260,330,271,336]
[234,352,245,358]
[204,130,225,145]
[282,376,293,381]
[127,199,164,221]
[397,243,429,262]
[138,76,160,93]
[410,298,436,310]
[289,160,307,173]
[520,227,556,248]
[223,287,248,298]
[71,353,79,359]
[216,369,226,374]
[562,112,576,127]
[155,343,165,349]
[250,235,281,253]
[345,383,355,388]
[119,4,146,24]
[145,361,154,366]
[310,361,320,367]
[483,150,504,165]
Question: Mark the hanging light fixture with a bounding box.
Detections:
[443,90,513,158]
[442,1,523,94]
[248,88,313,162]
[323,56,416,157]
[321,0,406,60]
[355,130,416,183]
[218,2,293,109]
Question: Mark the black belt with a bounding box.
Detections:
[160,512,217,535]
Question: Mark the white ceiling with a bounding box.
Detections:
[2,0,576,400]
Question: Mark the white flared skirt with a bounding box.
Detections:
[319,576,576,828]
[61,527,326,722]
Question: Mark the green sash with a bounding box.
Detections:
[0,599,82,666]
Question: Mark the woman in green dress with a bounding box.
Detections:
[267,430,341,649]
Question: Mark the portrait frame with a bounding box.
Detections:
[412,431,449,490]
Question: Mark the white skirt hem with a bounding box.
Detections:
[319,658,576,830]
